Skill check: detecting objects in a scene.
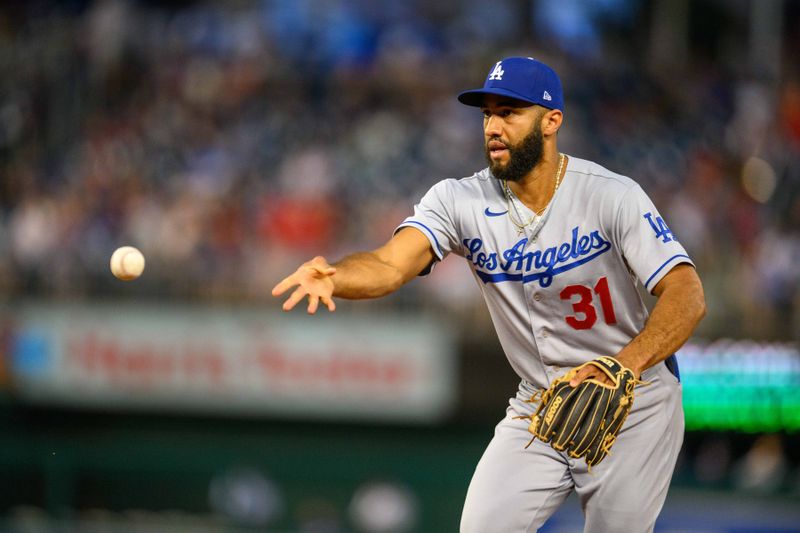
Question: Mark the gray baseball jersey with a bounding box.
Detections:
[397,155,691,389]
[397,155,691,532]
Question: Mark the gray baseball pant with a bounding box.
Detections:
[460,363,684,533]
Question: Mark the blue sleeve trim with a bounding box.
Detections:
[398,220,444,259]
[664,354,680,381]
[644,254,692,290]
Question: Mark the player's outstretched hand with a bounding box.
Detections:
[271,256,337,314]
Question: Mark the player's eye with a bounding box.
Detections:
[482,109,512,119]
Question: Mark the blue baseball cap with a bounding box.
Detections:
[458,56,564,111]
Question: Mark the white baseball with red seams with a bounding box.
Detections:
[110,246,145,281]
[397,155,692,532]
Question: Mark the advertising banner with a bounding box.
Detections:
[9,303,457,422]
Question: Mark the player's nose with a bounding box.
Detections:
[484,114,502,137]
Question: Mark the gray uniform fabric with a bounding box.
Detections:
[461,365,683,532]
[396,156,691,532]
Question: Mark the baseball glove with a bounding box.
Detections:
[518,356,639,468]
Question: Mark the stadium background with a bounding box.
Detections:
[1,0,799,531]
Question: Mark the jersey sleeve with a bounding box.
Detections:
[614,184,694,293]
[395,179,462,265]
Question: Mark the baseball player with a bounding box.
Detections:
[272,57,706,532]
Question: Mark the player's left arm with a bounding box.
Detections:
[570,263,705,385]
[614,263,705,376]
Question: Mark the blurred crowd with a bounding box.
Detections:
[1,0,799,340]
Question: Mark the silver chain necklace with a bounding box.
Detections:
[502,153,565,236]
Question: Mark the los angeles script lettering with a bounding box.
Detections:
[463,227,611,287]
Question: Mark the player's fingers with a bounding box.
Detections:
[307,295,320,315]
[570,367,598,387]
[309,256,337,276]
[282,286,307,311]
[320,295,336,312]
[595,373,613,385]
[317,266,337,276]
[303,266,336,281]
[571,368,613,387]
[308,265,336,277]
[271,275,298,297]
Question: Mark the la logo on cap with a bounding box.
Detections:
[488,61,504,80]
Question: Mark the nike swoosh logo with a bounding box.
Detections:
[484,207,509,217]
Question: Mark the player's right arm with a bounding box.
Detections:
[271,227,436,314]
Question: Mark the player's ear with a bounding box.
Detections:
[541,109,563,136]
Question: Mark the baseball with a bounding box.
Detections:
[110,246,145,281]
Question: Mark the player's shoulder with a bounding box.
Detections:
[566,156,640,195]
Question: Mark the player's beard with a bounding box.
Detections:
[486,120,544,183]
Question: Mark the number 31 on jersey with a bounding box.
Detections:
[559,277,617,330]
